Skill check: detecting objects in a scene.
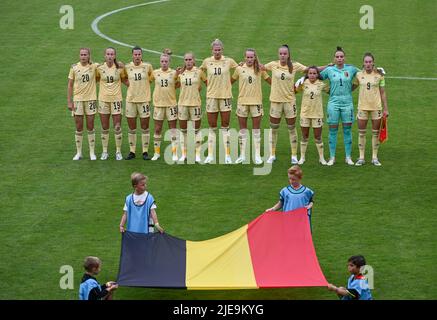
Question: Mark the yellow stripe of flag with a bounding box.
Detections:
[186,224,257,290]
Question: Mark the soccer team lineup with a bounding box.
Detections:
[68,41,388,167]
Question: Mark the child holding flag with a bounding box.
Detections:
[79,256,118,300]
[328,255,373,300]
[119,173,164,234]
[266,165,314,230]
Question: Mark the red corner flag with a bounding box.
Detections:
[379,115,388,143]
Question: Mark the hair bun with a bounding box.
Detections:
[336,46,343,51]
[163,48,172,55]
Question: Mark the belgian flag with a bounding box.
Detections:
[117,208,328,289]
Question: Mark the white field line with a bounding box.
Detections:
[385,76,437,81]
[91,2,437,80]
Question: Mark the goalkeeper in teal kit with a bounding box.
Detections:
[320,47,360,166]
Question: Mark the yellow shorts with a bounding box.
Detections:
[73,101,96,116]
[178,105,202,121]
[236,104,263,118]
[206,98,232,113]
[126,101,151,118]
[357,110,382,121]
[269,101,297,119]
[98,101,122,115]
[153,106,178,121]
[300,117,324,128]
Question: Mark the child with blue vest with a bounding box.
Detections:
[79,256,118,300]
[266,165,314,230]
[119,172,164,234]
[328,255,373,300]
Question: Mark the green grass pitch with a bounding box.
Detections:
[0,0,436,299]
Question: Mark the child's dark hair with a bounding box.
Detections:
[348,255,366,268]
[305,65,322,80]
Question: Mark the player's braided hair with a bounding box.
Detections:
[280,44,293,74]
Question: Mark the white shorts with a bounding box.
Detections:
[206,98,232,113]
[126,102,151,118]
[73,101,97,116]
[98,101,122,115]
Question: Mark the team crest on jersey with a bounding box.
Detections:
[344,71,349,77]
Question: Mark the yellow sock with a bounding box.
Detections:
[238,129,248,158]
[300,138,308,159]
[208,127,217,158]
[128,129,136,153]
[358,129,366,159]
[75,131,83,155]
[141,129,150,153]
[288,124,298,157]
[171,129,178,155]
[269,123,279,157]
[114,128,122,153]
[222,127,230,156]
[101,129,109,153]
[180,129,187,157]
[195,129,201,157]
[315,139,325,161]
[87,130,95,155]
[253,129,261,159]
[154,133,162,155]
[372,129,380,159]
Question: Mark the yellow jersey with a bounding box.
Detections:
[178,67,206,106]
[265,60,307,102]
[232,64,269,105]
[68,62,98,101]
[296,79,329,118]
[96,62,127,102]
[200,56,238,99]
[125,61,153,102]
[355,70,385,111]
[151,68,178,107]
